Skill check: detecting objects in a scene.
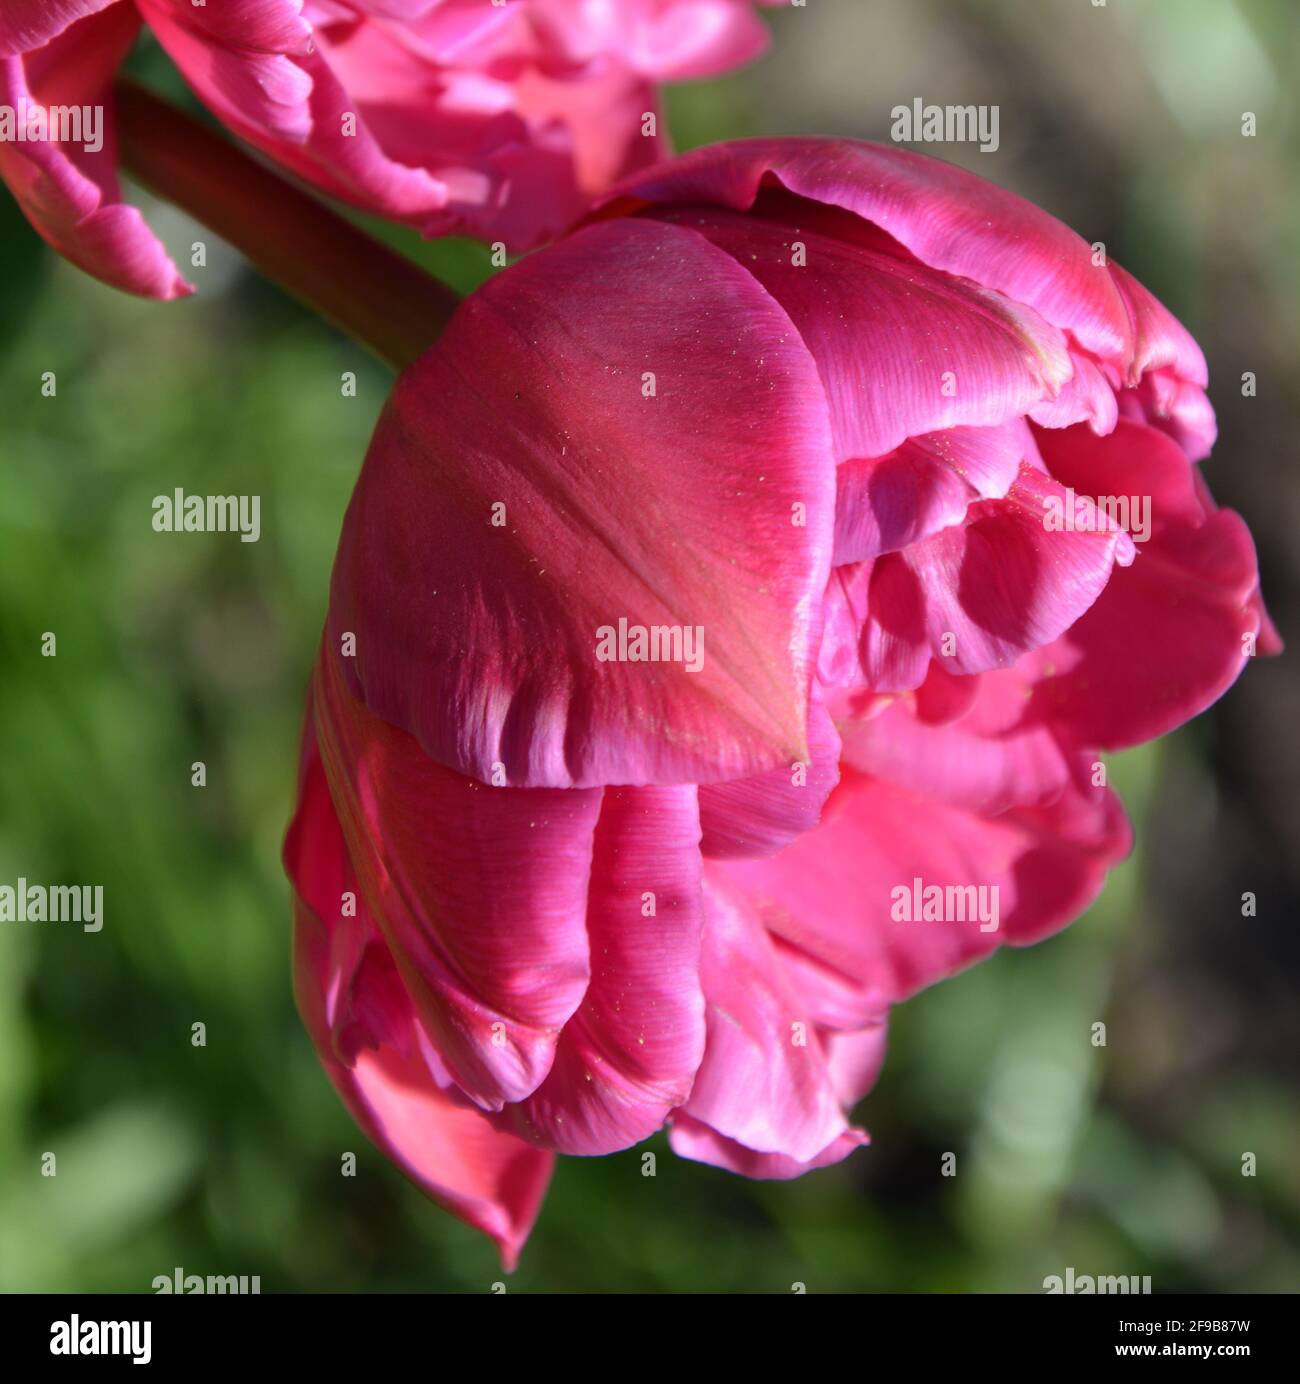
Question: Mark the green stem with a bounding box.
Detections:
[114,81,459,370]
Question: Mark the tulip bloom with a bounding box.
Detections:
[0,0,777,297]
[285,138,1276,1266]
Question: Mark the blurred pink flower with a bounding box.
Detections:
[285,138,1277,1266]
[0,0,777,296]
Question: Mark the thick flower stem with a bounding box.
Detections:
[114,81,459,370]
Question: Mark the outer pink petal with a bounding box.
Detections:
[596,138,1136,366]
[768,935,884,1030]
[0,9,192,299]
[1029,420,1271,747]
[140,5,315,144]
[142,0,312,53]
[1118,368,1217,464]
[823,1023,890,1108]
[527,0,773,80]
[0,0,117,56]
[294,899,552,1270]
[675,874,855,1162]
[313,646,601,1111]
[147,8,451,219]
[601,142,1222,446]
[284,726,415,1065]
[822,464,1135,694]
[330,217,836,789]
[286,726,552,1272]
[698,691,841,858]
[652,205,1075,462]
[669,1114,867,1180]
[1108,261,1208,389]
[714,763,1130,1012]
[835,667,1074,816]
[1107,263,1214,459]
[508,785,707,1154]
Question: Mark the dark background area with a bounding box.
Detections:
[1,0,1296,1291]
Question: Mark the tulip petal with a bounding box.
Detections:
[139,0,313,56]
[378,0,521,62]
[833,419,1038,563]
[714,763,1130,1012]
[0,9,193,299]
[284,726,414,1065]
[146,6,453,217]
[0,0,116,57]
[140,6,315,144]
[669,1113,867,1180]
[1107,263,1214,459]
[1108,262,1208,390]
[599,139,1136,366]
[286,719,553,1271]
[501,65,664,236]
[821,464,1134,693]
[330,216,836,789]
[823,1024,890,1108]
[1028,347,1119,437]
[294,896,553,1271]
[1029,420,1270,747]
[1118,369,1217,464]
[313,646,601,1111]
[675,874,854,1162]
[527,0,774,81]
[768,935,884,1030]
[698,692,841,858]
[509,785,707,1154]
[653,205,1074,461]
[836,667,1074,815]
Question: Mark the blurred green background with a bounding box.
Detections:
[1,0,1297,1292]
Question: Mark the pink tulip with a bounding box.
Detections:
[0,0,777,297]
[284,138,1276,1266]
